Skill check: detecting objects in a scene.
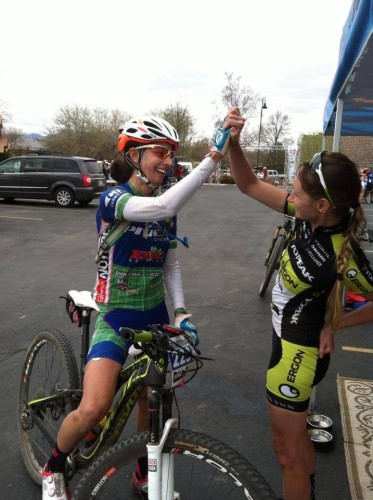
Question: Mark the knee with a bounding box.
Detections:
[76,401,110,428]
[272,436,301,470]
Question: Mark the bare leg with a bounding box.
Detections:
[57,358,122,453]
[268,403,314,500]
[136,387,149,432]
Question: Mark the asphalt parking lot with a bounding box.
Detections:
[1,187,373,499]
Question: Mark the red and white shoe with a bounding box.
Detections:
[41,468,68,500]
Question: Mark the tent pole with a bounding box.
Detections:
[332,98,344,152]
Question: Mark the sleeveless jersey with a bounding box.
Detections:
[272,202,373,347]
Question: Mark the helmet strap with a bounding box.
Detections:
[125,150,158,190]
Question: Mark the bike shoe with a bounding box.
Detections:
[42,469,68,499]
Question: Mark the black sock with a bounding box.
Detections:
[136,456,148,479]
[310,472,315,500]
[45,443,69,473]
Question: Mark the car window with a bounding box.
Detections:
[24,158,52,172]
[53,159,80,173]
[0,158,22,173]
[84,160,103,174]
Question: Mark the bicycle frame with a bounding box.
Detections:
[24,318,183,493]
[80,351,169,461]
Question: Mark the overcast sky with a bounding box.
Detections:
[1,0,353,142]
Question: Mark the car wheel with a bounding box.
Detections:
[54,187,75,208]
[77,199,92,206]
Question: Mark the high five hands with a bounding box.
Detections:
[210,108,246,159]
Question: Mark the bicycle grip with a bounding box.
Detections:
[119,327,153,343]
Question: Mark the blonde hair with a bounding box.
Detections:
[326,207,366,329]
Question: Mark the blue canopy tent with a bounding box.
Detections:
[323,0,373,151]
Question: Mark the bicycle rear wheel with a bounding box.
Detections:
[18,328,80,484]
[259,235,285,297]
[72,429,276,499]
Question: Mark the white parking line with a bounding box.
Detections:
[0,216,43,221]
[342,346,373,354]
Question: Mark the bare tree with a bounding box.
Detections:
[45,105,129,158]
[4,126,23,148]
[214,72,259,150]
[151,102,196,157]
[0,99,12,125]
[261,111,291,147]
[220,72,258,118]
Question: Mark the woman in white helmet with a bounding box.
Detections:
[41,115,230,499]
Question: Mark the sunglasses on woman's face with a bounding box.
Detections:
[136,145,176,160]
[308,151,336,208]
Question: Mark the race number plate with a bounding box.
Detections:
[168,335,195,387]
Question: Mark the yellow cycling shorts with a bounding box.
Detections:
[266,331,330,412]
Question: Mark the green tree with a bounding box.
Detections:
[298,133,333,163]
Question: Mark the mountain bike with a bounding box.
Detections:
[18,290,276,499]
[258,214,295,297]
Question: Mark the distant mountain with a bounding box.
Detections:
[17,134,46,149]
[27,133,46,139]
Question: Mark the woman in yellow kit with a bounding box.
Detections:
[225,107,373,500]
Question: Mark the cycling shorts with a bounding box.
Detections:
[266,331,330,412]
[87,302,169,365]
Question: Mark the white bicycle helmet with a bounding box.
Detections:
[118,116,180,152]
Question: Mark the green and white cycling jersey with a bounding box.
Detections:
[94,183,177,310]
[92,156,218,311]
[272,200,373,347]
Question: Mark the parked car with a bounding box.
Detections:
[0,155,107,207]
[257,169,286,185]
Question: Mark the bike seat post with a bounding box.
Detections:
[162,389,173,428]
[80,309,91,382]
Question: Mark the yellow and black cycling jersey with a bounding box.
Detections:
[271,200,373,348]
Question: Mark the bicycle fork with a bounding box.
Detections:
[146,387,180,500]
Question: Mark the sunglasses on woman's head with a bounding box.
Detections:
[308,151,336,208]
[136,145,176,160]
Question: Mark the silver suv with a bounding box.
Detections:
[0,155,107,207]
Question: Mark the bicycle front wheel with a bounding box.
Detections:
[72,429,276,499]
[259,235,285,297]
[18,328,80,484]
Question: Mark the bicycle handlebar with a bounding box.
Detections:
[120,328,154,343]
[119,324,190,350]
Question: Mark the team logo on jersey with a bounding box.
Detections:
[279,384,300,399]
[130,246,164,262]
[104,188,122,207]
[346,269,357,278]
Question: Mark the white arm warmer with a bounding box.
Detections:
[122,157,217,221]
[163,247,185,311]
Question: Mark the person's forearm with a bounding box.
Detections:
[229,140,258,194]
[229,139,288,211]
[163,248,185,312]
[336,301,373,330]
[123,156,218,221]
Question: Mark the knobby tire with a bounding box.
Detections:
[72,429,276,499]
[18,328,80,484]
[259,235,285,297]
